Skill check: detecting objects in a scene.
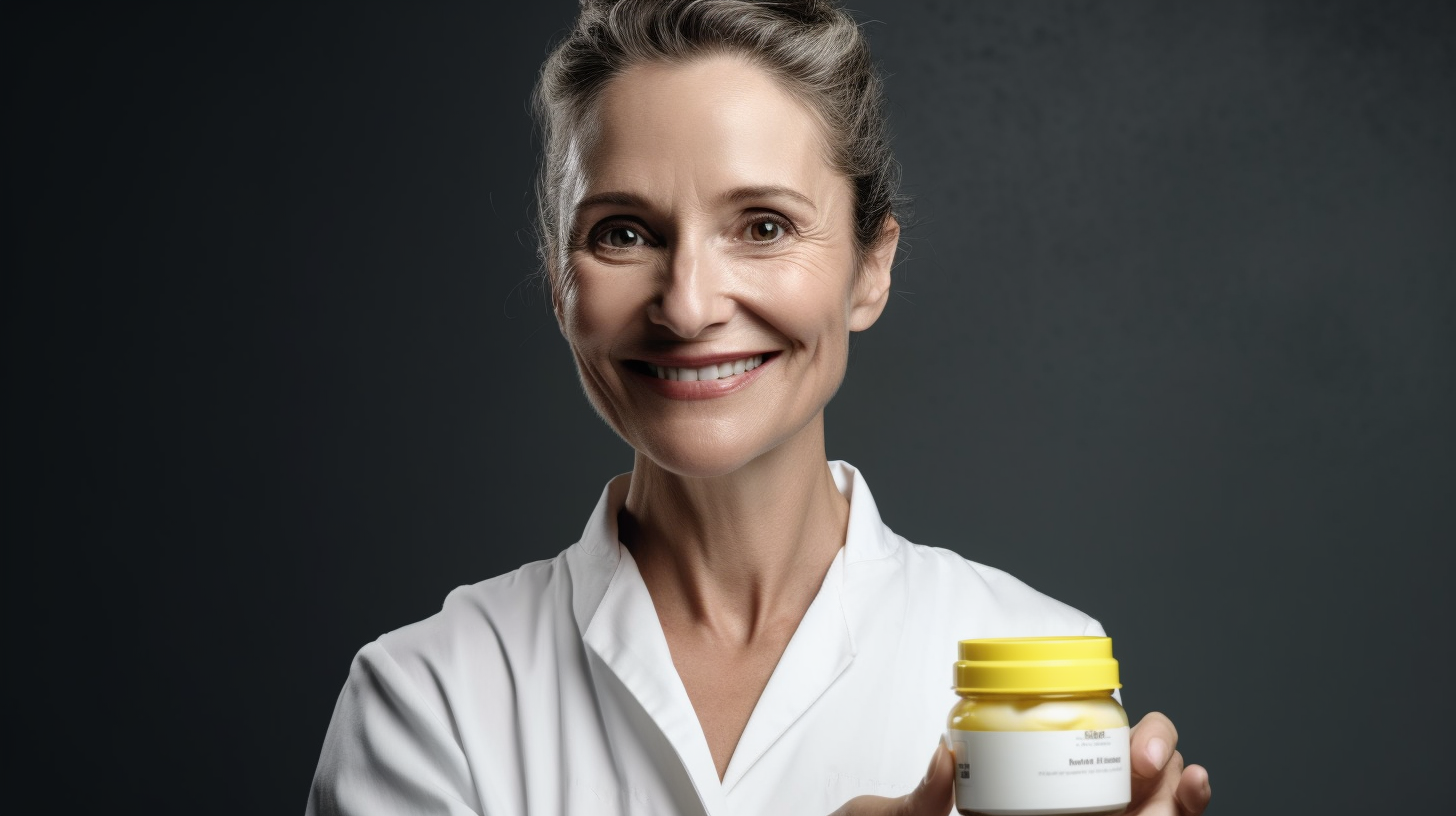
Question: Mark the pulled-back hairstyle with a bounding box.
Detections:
[532,0,905,288]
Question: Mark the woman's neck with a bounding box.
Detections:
[619,418,849,645]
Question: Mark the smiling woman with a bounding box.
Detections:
[305,3,1209,815]
[560,55,894,479]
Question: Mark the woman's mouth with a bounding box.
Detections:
[624,352,776,400]
[645,354,764,382]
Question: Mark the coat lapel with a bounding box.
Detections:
[568,462,896,812]
[574,478,725,814]
[718,461,890,791]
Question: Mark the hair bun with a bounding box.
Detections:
[782,0,838,24]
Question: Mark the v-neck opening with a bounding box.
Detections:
[718,546,855,791]
[576,461,886,812]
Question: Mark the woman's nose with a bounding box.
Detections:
[648,242,732,339]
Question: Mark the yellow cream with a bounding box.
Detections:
[947,637,1131,816]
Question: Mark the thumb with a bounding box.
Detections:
[827,739,955,816]
[900,738,955,816]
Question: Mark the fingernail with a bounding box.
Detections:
[1146,737,1170,770]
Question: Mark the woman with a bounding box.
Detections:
[307,2,1211,814]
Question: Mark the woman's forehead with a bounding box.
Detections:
[576,56,845,212]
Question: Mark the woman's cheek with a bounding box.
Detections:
[753,254,857,345]
[565,261,643,347]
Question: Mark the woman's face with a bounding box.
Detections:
[557,55,895,478]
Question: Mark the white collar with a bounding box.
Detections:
[562,461,900,807]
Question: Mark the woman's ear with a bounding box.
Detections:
[849,216,899,332]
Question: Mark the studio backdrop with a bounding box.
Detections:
[10,1,1453,813]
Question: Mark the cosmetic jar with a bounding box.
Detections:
[946,637,1130,816]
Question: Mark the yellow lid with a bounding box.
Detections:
[953,636,1121,694]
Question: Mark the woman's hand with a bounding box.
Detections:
[828,740,955,816]
[829,712,1212,816]
[1126,711,1212,815]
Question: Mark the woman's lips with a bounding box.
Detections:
[625,352,776,400]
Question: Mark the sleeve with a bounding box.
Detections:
[306,641,482,816]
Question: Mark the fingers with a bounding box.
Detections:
[1125,712,1211,816]
[1174,763,1212,815]
[899,738,955,816]
[1127,712,1180,814]
[1130,711,1180,781]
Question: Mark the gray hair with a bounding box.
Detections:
[532,0,906,290]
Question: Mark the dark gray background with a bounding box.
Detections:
[11,1,1453,813]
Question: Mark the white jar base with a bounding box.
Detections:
[958,806,1126,816]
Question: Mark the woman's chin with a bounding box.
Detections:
[639,449,758,480]
[632,434,776,481]
[621,404,825,481]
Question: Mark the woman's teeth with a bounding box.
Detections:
[647,354,764,382]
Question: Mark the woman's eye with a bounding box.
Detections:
[599,226,646,248]
[745,219,787,243]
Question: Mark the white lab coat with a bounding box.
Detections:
[307,461,1106,816]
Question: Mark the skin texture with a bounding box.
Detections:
[555,55,1210,815]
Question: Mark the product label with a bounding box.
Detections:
[948,726,1130,815]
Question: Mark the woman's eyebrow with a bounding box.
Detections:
[723,185,817,213]
[575,190,649,212]
[573,185,818,217]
